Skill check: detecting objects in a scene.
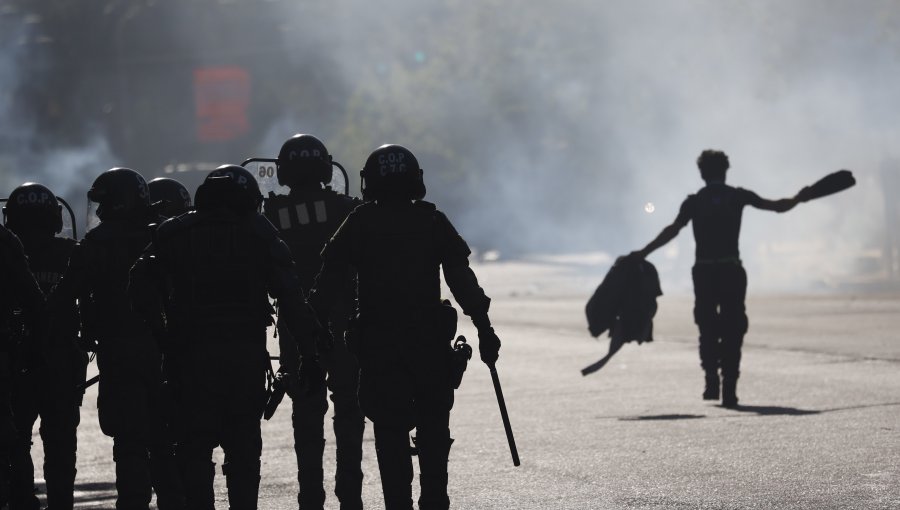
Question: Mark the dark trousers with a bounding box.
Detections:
[358,325,454,510]
[325,338,365,510]
[1,356,13,510]
[9,365,82,510]
[96,342,183,510]
[173,335,267,510]
[692,262,749,380]
[282,319,366,510]
[176,415,262,510]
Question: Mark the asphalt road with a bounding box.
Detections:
[27,260,900,509]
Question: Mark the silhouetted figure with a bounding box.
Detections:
[262,134,364,510]
[309,145,501,510]
[629,150,800,408]
[49,168,184,509]
[129,165,323,510]
[148,177,193,219]
[0,224,44,510]
[3,183,87,510]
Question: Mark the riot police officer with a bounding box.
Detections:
[3,183,87,510]
[309,145,502,510]
[129,165,323,510]
[263,134,363,510]
[49,168,183,510]
[148,177,192,219]
[0,224,44,510]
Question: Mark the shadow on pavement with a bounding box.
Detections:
[619,414,706,421]
[33,481,116,508]
[727,401,900,416]
[725,405,820,416]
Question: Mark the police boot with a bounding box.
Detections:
[373,424,413,510]
[295,438,326,510]
[177,452,215,510]
[112,439,153,510]
[702,371,720,400]
[8,434,40,510]
[43,461,76,510]
[333,413,365,510]
[0,460,8,510]
[149,444,185,510]
[721,378,739,408]
[41,431,78,510]
[6,490,40,510]
[223,457,261,510]
[416,436,452,510]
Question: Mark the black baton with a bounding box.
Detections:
[78,374,100,391]
[489,364,520,467]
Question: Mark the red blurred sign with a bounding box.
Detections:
[194,67,251,142]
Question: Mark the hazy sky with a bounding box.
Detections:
[2,0,896,290]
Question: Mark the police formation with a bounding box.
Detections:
[0,136,504,510]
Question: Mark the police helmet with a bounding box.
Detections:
[3,182,63,235]
[194,164,263,213]
[148,177,192,218]
[276,134,333,187]
[87,168,150,221]
[360,144,425,201]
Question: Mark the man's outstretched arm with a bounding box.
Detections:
[748,194,801,213]
[634,222,685,259]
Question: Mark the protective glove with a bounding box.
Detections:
[477,326,501,366]
[274,366,296,399]
[296,356,326,395]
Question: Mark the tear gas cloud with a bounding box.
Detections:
[1,0,897,292]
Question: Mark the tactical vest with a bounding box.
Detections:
[156,211,274,334]
[263,189,359,290]
[22,236,79,346]
[0,226,43,352]
[23,236,76,293]
[0,229,19,348]
[79,220,153,334]
[352,201,443,318]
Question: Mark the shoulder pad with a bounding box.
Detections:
[353,201,377,214]
[51,236,77,251]
[263,193,291,211]
[414,200,438,212]
[250,212,281,242]
[335,194,363,215]
[155,211,200,241]
[83,221,116,242]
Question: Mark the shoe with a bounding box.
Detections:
[721,378,739,408]
[702,373,719,400]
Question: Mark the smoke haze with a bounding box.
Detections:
[1,0,898,291]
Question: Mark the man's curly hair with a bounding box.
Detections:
[697,150,729,182]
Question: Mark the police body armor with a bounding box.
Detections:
[19,236,83,377]
[263,188,359,290]
[154,210,275,335]
[352,201,443,322]
[76,219,156,342]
